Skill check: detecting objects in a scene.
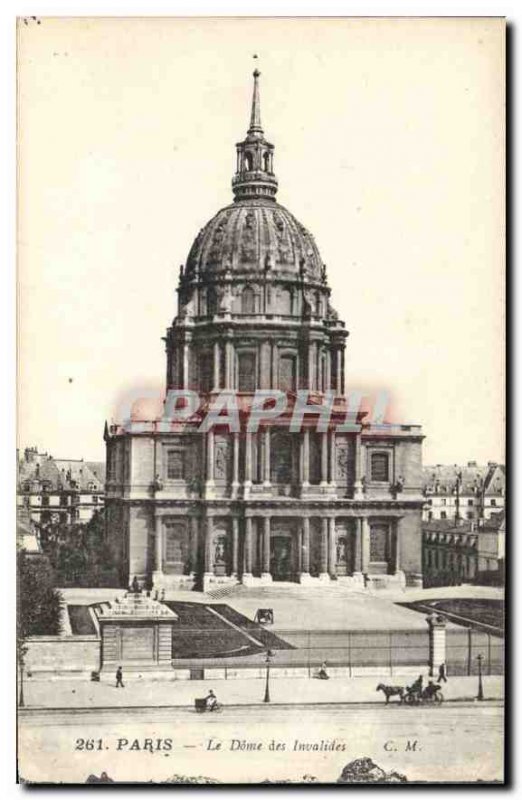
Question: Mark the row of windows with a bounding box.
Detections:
[164,447,392,484]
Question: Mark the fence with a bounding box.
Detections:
[446,628,505,676]
[170,628,430,675]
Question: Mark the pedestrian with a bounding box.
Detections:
[115,665,124,688]
[318,661,330,680]
[437,662,448,683]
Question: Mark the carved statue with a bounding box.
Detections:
[215,445,228,479]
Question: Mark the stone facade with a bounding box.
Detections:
[105,71,425,591]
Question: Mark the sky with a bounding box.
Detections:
[17,16,505,465]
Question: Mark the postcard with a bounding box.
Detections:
[17,16,505,784]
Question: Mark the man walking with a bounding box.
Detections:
[437,662,448,683]
[115,665,124,688]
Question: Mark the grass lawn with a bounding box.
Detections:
[164,601,293,659]
[398,598,504,633]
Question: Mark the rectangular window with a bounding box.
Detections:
[468,499,474,506]
[440,511,447,520]
[441,498,447,506]
[167,450,185,480]
[490,499,497,507]
[370,452,389,482]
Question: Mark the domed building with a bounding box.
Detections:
[105,71,425,592]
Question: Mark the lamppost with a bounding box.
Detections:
[264,649,274,703]
[477,654,484,701]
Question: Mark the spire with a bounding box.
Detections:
[249,69,263,134]
[231,70,278,202]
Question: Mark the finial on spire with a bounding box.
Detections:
[249,67,262,134]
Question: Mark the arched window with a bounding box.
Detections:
[241,286,256,314]
[244,151,254,171]
[263,152,270,172]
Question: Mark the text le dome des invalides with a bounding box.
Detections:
[104,70,425,593]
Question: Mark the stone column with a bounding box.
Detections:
[329,431,336,487]
[204,517,213,576]
[189,516,199,575]
[262,516,271,580]
[263,428,271,486]
[271,344,278,388]
[225,340,233,389]
[205,430,215,495]
[335,350,343,395]
[394,519,406,587]
[182,343,189,389]
[325,349,332,391]
[427,613,447,677]
[353,433,364,498]
[231,432,240,497]
[353,518,363,580]
[320,431,328,487]
[213,341,220,391]
[243,517,253,578]
[319,517,329,580]
[308,342,315,390]
[328,517,337,577]
[301,517,310,575]
[231,516,239,578]
[361,517,370,574]
[152,514,163,586]
[244,431,253,497]
[302,430,310,486]
[395,520,401,573]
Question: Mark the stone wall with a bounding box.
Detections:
[26,636,100,674]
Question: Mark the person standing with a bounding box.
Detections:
[115,665,124,688]
[437,662,448,683]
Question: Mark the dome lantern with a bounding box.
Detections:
[232,70,278,202]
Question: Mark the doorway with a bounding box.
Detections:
[270,535,294,581]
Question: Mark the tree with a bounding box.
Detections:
[17,549,62,706]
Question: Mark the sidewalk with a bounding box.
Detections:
[20,673,504,710]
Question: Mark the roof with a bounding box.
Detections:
[423,511,505,534]
[17,448,105,492]
[422,463,505,496]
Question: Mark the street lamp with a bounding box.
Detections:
[477,654,484,701]
[264,649,274,703]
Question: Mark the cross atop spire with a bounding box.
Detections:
[249,68,263,134]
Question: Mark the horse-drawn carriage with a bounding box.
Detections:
[376,681,444,705]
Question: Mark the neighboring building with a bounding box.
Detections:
[17,447,105,527]
[422,462,505,522]
[422,512,505,587]
[105,70,425,592]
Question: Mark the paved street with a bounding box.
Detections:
[18,701,503,784]
[19,673,503,709]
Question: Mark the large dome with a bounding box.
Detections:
[185,198,324,281]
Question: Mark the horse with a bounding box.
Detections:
[376,683,405,704]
